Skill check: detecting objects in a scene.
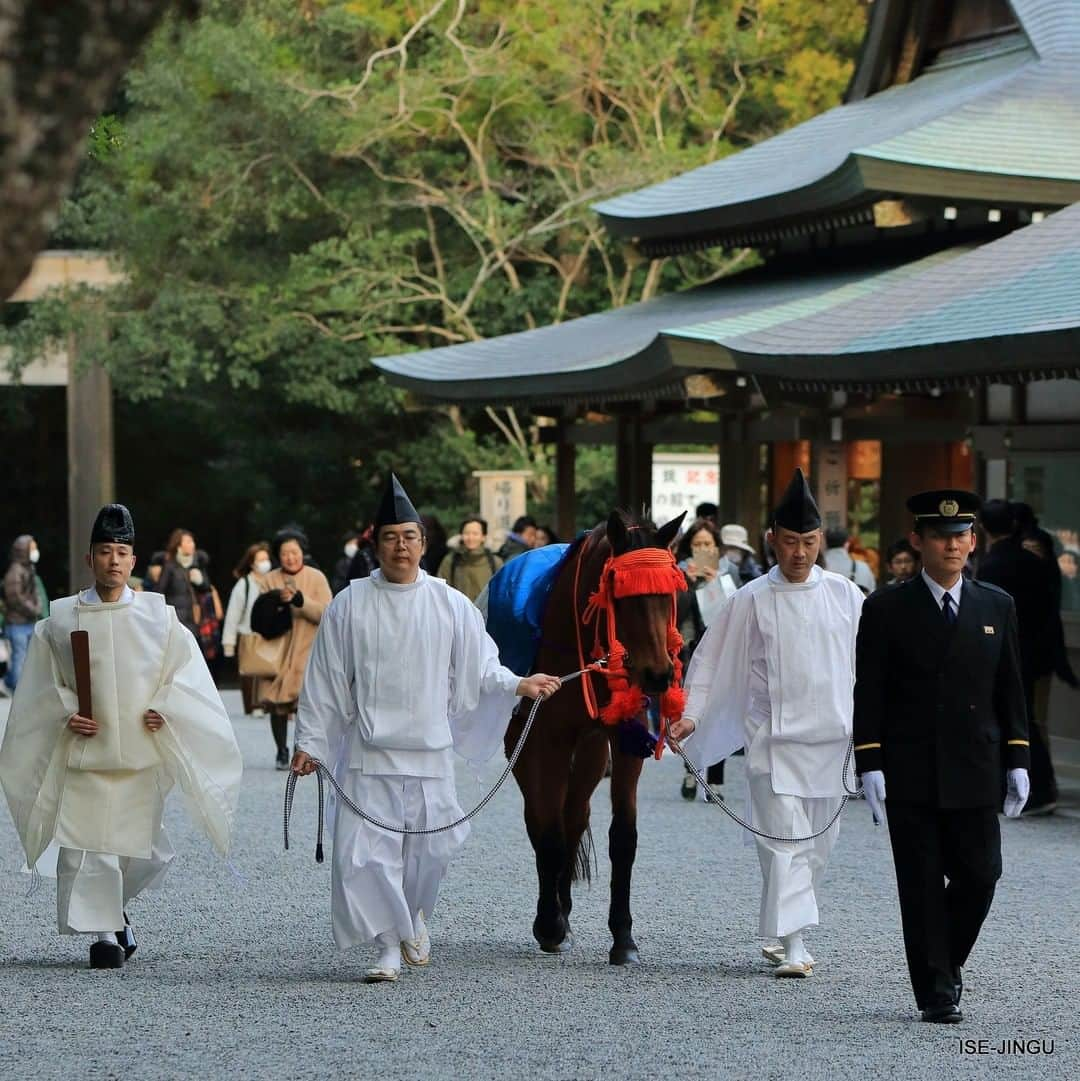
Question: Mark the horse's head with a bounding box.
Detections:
[603,509,686,693]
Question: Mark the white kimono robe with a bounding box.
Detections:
[683,565,863,938]
[294,569,521,948]
[0,588,243,933]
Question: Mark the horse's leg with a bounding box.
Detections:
[559,729,610,926]
[608,741,644,965]
[510,711,573,953]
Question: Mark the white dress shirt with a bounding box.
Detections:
[920,568,963,613]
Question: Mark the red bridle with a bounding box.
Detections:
[573,541,687,759]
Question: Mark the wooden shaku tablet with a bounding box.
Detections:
[70,629,93,720]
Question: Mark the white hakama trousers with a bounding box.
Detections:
[56,821,175,934]
[748,774,841,939]
[330,773,469,949]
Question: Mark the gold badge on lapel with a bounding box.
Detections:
[939,499,960,517]
[983,625,995,635]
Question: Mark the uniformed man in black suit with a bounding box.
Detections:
[853,490,1030,1024]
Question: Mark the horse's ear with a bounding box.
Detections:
[655,511,686,551]
[607,510,629,554]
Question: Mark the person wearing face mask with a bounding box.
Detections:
[222,541,272,715]
[720,523,764,583]
[150,530,206,634]
[332,530,362,595]
[3,534,46,691]
[254,527,332,769]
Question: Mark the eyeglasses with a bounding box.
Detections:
[379,532,423,546]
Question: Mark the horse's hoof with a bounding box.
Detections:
[539,933,574,955]
[609,944,640,965]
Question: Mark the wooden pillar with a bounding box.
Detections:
[66,338,115,592]
[554,428,577,539]
[615,410,651,517]
[720,413,743,521]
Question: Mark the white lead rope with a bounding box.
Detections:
[665,731,862,843]
[283,660,863,859]
[283,666,598,859]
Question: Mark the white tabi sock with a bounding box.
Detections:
[374,932,400,972]
[781,931,810,965]
[96,932,119,946]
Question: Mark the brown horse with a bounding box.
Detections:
[504,509,685,965]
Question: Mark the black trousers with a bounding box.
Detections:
[886,802,1002,1010]
[1025,674,1059,808]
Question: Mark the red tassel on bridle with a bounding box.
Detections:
[578,546,687,757]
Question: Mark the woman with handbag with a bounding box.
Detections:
[254,527,331,769]
[151,529,212,637]
[222,541,272,715]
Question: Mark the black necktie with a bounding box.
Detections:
[942,591,957,627]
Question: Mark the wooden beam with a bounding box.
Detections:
[66,340,115,593]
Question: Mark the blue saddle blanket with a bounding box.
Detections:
[485,543,571,674]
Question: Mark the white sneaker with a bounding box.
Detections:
[401,910,431,967]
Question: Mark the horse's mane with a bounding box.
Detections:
[565,509,662,563]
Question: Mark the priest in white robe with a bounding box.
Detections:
[0,504,243,969]
[292,474,562,983]
[670,470,864,977]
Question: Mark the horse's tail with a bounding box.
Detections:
[571,824,595,884]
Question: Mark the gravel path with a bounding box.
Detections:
[0,692,1076,1080]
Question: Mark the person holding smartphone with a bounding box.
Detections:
[674,519,739,800]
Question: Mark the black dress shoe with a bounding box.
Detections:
[89,941,125,969]
[920,1003,963,1024]
[117,913,137,959]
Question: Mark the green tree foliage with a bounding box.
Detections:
[6,0,864,566]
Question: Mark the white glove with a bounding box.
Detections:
[1004,768,1030,818]
[861,770,886,826]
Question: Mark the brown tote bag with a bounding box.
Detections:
[237,631,285,678]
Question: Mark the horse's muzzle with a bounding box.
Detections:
[640,666,673,694]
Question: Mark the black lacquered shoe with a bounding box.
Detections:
[89,941,125,969]
[117,913,137,959]
[920,1003,963,1024]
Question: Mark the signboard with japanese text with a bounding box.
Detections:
[651,451,720,527]
[817,443,847,533]
[472,470,533,539]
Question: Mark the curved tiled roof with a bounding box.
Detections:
[670,203,1080,389]
[372,245,966,404]
[594,1,1080,248]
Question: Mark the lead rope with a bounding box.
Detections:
[664,730,863,843]
[283,664,604,859]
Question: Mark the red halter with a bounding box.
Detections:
[575,542,687,759]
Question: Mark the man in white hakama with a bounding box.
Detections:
[291,475,561,982]
[0,505,242,968]
[670,470,863,977]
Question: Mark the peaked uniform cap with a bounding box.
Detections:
[373,473,422,531]
[90,503,135,545]
[906,489,981,534]
[772,468,821,532]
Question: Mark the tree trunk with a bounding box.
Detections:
[0,0,181,301]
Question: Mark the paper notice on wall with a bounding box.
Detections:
[651,451,720,527]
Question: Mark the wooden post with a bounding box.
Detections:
[555,427,577,539]
[66,336,115,592]
[615,410,650,515]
